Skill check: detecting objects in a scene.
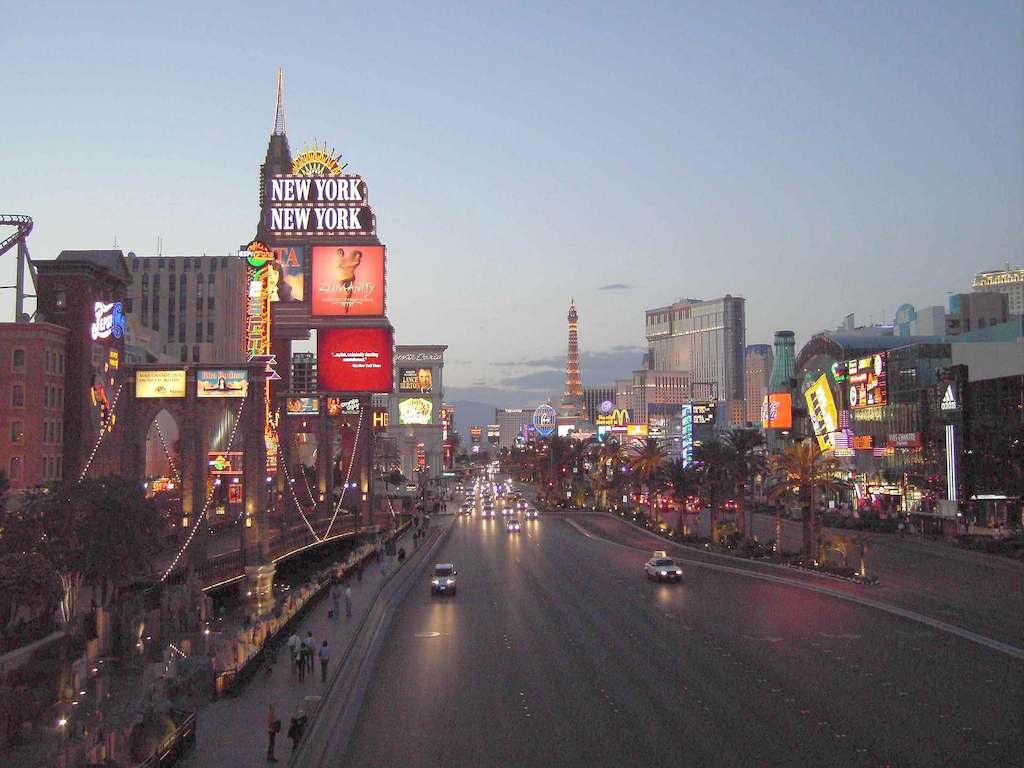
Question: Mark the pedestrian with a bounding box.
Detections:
[898,519,906,538]
[331,582,340,620]
[287,631,300,675]
[288,709,308,752]
[398,547,406,563]
[319,640,330,682]
[357,562,363,582]
[303,631,315,675]
[267,703,280,762]
[344,586,352,618]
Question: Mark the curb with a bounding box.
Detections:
[565,518,1024,661]
[290,521,452,766]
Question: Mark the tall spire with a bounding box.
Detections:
[561,299,585,418]
[273,69,286,136]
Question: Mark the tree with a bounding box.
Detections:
[0,552,61,627]
[663,460,701,536]
[725,428,766,500]
[628,439,669,523]
[693,439,743,543]
[766,440,844,556]
[593,440,627,510]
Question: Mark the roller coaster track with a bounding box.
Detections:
[0,214,36,320]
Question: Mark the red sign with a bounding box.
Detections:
[761,393,793,429]
[317,327,394,393]
[311,245,385,316]
[887,432,921,449]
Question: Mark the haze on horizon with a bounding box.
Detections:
[2,1,1021,412]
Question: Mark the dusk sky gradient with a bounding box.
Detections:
[3,1,1022,410]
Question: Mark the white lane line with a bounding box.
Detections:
[565,518,1024,661]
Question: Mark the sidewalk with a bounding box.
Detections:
[180,523,433,766]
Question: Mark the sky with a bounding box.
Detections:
[3,0,1022,412]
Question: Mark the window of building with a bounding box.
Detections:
[43,456,50,481]
[158,257,165,268]
[181,345,188,362]
[12,384,24,407]
[12,348,25,371]
[143,259,151,271]
[9,456,21,481]
[43,421,49,443]
[192,344,200,362]
[10,420,24,443]
[208,295,215,312]
[196,321,203,341]
[58,353,64,374]
[57,387,63,409]
[56,456,62,480]
[45,349,51,372]
[169,258,176,271]
[208,271,216,285]
[55,291,66,308]
[125,297,133,313]
[207,320,215,342]
[184,259,191,271]
[132,258,139,272]
[44,385,51,408]
[57,421,63,444]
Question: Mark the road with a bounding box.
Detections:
[340,494,1022,767]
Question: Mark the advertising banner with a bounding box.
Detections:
[804,374,838,452]
[265,175,375,237]
[286,397,319,415]
[595,408,629,427]
[318,328,394,393]
[372,407,389,431]
[311,245,385,316]
[761,393,793,429]
[399,397,433,425]
[626,424,649,438]
[136,370,186,398]
[197,369,249,398]
[270,246,304,302]
[846,352,887,409]
[532,404,557,437]
[691,402,716,425]
[326,397,360,416]
[399,367,433,393]
[887,432,921,449]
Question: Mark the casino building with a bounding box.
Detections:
[386,345,448,479]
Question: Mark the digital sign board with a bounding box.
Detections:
[595,408,629,427]
[197,369,249,398]
[399,397,433,425]
[317,327,394,393]
[270,245,304,302]
[398,367,433,394]
[804,374,838,452]
[286,397,319,415]
[846,353,887,410]
[691,402,716,426]
[90,301,126,342]
[372,407,389,431]
[266,175,375,237]
[761,393,793,429]
[136,370,186,398]
[470,426,482,443]
[326,397,360,416]
[310,245,385,316]
[532,404,557,437]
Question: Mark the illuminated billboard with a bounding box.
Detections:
[326,397,360,416]
[372,407,389,431]
[532,404,557,437]
[470,426,482,443]
[399,367,433,394]
[136,370,186,398]
[804,374,838,452]
[90,301,126,342]
[691,402,716,425]
[626,424,649,438]
[595,408,629,427]
[197,369,249,398]
[317,327,394,393]
[270,246,304,302]
[311,245,385,316]
[399,397,433,425]
[265,175,375,237]
[286,397,319,415]
[761,393,793,429]
[846,353,887,410]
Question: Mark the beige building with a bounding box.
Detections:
[972,266,1024,316]
[744,344,773,424]
[124,253,245,363]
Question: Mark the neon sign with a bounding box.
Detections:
[91,301,126,341]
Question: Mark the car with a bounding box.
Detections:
[502,507,514,516]
[431,563,457,595]
[506,519,521,532]
[516,499,528,510]
[525,507,538,520]
[481,508,495,519]
[645,551,683,582]
[460,504,473,516]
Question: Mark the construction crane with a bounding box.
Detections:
[0,214,35,321]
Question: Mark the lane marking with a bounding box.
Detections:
[565,518,1024,660]
[414,631,441,638]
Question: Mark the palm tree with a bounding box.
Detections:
[628,439,669,523]
[725,428,767,537]
[594,440,627,510]
[663,459,701,536]
[766,439,844,557]
[693,439,743,543]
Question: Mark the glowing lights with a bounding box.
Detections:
[79,382,125,481]
[323,406,363,539]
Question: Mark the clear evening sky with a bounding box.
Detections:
[3,1,1022,412]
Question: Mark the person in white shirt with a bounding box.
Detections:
[287,632,300,675]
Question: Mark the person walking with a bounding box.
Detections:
[287,631,300,675]
[267,703,280,762]
[303,631,315,675]
[331,582,341,620]
[344,586,352,618]
[357,562,363,582]
[288,709,307,753]
[319,640,330,682]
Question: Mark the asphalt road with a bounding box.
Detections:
[342,499,1022,767]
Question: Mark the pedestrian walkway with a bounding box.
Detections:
[180,524,430,766]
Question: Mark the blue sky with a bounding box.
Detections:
[3,1,1022,409]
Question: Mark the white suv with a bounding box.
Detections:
[431,563,457,595]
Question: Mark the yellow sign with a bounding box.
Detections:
[626,424,649,437]
[596,408,630,427]
[136,369,187,398]
[804,374,838,452]
[292,141,346,176]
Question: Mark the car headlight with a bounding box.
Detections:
[432,579,440,585]
[659,570,667,576]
